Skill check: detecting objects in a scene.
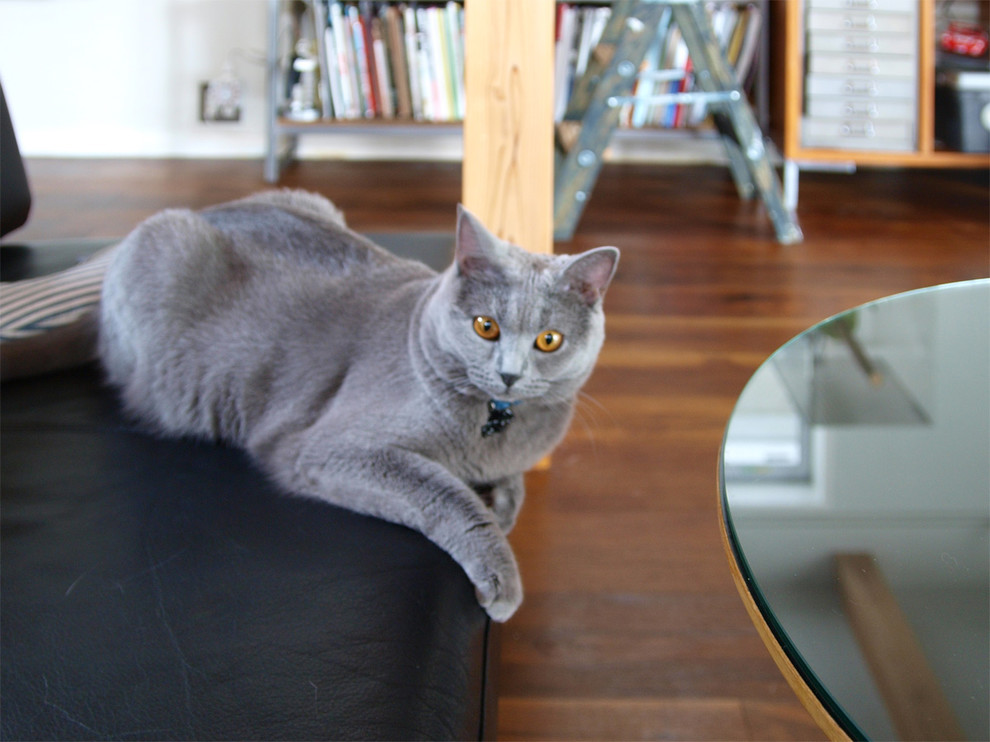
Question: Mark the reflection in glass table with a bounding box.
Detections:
[720,280,989,741]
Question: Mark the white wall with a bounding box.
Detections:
[0,0,271,156]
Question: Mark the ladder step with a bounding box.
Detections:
[606,90,740,107]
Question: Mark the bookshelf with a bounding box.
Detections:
[775,0,989,207]
[264,0,774,183]
[264,0,465,181]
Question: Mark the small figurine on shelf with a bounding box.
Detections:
[286,40,321,122]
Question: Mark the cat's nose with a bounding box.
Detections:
[500,372,520,389]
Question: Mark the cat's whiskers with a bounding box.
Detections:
[567,390,613,456]
[576,389,614,425]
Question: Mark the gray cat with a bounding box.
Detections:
[18,190,620,621]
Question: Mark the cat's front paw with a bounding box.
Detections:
[464,534,523,621]
[475,568,523,622]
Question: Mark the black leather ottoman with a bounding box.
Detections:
[0,239,497,741]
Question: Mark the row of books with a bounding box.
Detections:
[282,1,464,122]
[279,1,763,129]
[553,1,765,130]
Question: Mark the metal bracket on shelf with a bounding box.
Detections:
[553,0,802,244]
[265,0,287,183]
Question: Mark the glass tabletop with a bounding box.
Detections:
[720,280,989,742]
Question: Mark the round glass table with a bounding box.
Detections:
[719,280,989,742]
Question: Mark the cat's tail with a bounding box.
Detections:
[0,246,113,381]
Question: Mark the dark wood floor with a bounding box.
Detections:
[8,158,988,741]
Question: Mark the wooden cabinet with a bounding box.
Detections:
[776,0,988,204]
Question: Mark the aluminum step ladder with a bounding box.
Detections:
[553,0,802,244]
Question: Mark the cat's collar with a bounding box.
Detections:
[481,399,518,438]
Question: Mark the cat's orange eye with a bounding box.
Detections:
[473,316,500,341]
[535,330,564,353]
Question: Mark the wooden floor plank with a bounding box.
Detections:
[5,158,986,742]
[497,697,752,741]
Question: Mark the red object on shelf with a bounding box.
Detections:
[940,21,989,58]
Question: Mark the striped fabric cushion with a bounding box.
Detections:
[0,249,113,342]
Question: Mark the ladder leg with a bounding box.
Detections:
[714,112,756,200]
[672,2,802,244]
[561,0,636,121]
[554,1,667,240]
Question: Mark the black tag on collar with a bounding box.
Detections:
[481,400,515,437]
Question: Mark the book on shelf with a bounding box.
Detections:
[278,1,763,130]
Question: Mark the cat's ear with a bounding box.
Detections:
[455,204,502,279]
[560,246,620,305]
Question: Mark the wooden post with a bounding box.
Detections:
[462,0,555,255]
[917,0,935,156]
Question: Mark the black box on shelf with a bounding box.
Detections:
[935,69,990,153]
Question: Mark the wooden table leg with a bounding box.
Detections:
[835,552,966,742]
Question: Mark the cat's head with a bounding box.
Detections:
[427,206,618,402]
